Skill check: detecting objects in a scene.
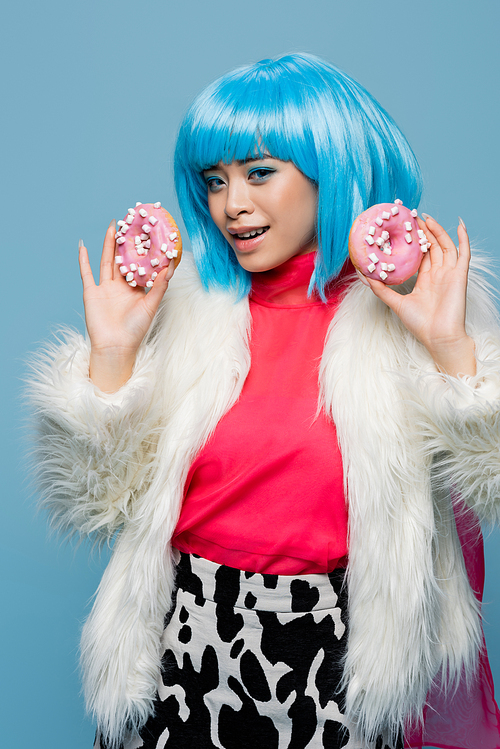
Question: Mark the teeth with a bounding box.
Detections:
[237,227,266,239]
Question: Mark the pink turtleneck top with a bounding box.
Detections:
[172,252,354,575]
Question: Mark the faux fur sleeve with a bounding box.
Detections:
[404,262,500,525]
[27,329,160,539]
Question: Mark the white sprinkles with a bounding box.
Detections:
[114,202,179,287]
[362,200,428,280]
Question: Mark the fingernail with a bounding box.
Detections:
[78,239,84,248]
[421,212,432,221]
[458,216,466,230]
[355,269,370,287]
[110,219,116,229]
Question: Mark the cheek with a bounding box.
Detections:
[207,195,225,232]
[284,174,317,220]
[291,189,317,237]
[305,190,318,234]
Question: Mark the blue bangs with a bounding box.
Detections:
[174,53,423,297]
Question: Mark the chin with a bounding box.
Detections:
[237,258,278,273]
[235,250,302,273]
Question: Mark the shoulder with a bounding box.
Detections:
[154,252,245,320]
[146,252,251,364]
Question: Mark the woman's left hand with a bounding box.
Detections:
[358,215,476,378]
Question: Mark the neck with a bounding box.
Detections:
[250,252,354,306]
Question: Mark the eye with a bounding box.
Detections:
[205,176,225,193]
[248,167,275,182]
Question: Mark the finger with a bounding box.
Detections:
[417,217,443,267]
[355,269,370,287]
[143,262,173,313]
[361,274,404,316]
[421,215,458,269]
[79,245,96,291]
[99,220,117,284]
[456,218,471,270]
[416,246,432,276]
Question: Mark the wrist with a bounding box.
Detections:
[89,347,138,393]
[427,336,476,378]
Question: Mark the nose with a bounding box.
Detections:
[224,179,254,219]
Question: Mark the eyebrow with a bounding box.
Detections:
[203,155,273,172]
[236,155,273,165]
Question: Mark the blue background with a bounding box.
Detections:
[2,0,499,746]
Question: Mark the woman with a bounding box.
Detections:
[29,54,500,749]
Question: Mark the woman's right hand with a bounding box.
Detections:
[79,220,175,393]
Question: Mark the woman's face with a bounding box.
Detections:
[203,157,317,273]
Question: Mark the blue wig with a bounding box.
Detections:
[174,53,423,297]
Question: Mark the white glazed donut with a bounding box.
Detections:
[348,200,429,285]
[114,202,182,288]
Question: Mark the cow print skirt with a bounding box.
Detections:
[97,553,402,749]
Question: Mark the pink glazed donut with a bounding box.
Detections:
[114,202,182,288]
[348,200,430,285]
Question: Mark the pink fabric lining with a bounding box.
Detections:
[406,503,500,748]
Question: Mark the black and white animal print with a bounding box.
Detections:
[97,554,402,749]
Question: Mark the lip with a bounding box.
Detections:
[229,227,269,253]
[227,225,268,235]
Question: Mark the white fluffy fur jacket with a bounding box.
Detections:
[29,254,500,747]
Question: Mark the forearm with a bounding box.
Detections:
[405,330,500,525]
[28,330,159,536]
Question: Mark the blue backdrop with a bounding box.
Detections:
[2,1,499,746]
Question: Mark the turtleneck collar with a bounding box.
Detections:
[250,251,355,307]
